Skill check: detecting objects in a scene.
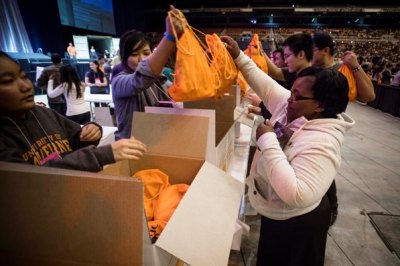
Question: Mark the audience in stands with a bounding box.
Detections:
[391,65,400,87]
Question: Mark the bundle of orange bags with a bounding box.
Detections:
[133,169,189,243]
[167,10,238,101]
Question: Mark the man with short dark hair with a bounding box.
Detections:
[265,33,314,88]
[36,53,67,116]
[247,34,314,117]
[312,32,375,103]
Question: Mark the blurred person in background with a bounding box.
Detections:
[48,65,91,124]
[36,53,67,116]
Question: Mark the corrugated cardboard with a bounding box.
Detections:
[147,87,238,170]
[0,161,144,265]
[145,106,217,166]
[0,112,243,266]
[183,92,237,170]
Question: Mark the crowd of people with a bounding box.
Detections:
[1,5,395,265]
[289,29,399,86]
[224,27,400,86]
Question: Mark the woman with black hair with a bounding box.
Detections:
[48,65,91,124]
[85,59,109,107]
[0,51,146,172]
[221,36,355,266]
[111,6,185,140]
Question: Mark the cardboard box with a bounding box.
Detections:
[146,86,240,171]
[183,93,236,171]
[0,112,243,266]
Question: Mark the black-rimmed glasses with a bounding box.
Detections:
[283,53,294,60]
[289,91,316,101]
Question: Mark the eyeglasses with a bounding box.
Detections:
[289,91,316,102]
[283,53,294,60]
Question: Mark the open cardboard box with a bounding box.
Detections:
[147,86,239,171]
[0,112,243,266]
[183,94,236,171]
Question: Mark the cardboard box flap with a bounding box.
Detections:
[132,112,209,160]
[145,106,217,164]
[0,162,144,265]
[184,94,235,123]
[155,161,243,266]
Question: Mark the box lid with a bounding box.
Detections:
[132,112,209,160]
[145,106,217,164]
[184,94,236,123]
[155,161,243,266]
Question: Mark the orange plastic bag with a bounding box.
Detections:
[237,34,269,93]
[243,34,268,74]
[237,72,248,94]
[205,33,238,98]
[133,169,170,221]
[149,184,189,241]
[338,64,357,101]
[167,10,216,102]
[154,184,189,223]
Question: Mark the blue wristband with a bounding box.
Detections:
[164,32,176,43]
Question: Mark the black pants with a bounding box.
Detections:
[326,180,338,211]
[67,111,91,125]
[256,195,331,266]
[48,102,67,117]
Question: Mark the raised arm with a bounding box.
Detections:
[342,51,375,103]
[261,49,285,81]
[147,5,185,75]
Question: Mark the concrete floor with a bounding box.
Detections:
[228,102,400,266]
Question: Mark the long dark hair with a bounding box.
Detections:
[119,29,150,72]
[59,65,84,98]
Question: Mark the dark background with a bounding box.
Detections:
[16,0,399,55]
